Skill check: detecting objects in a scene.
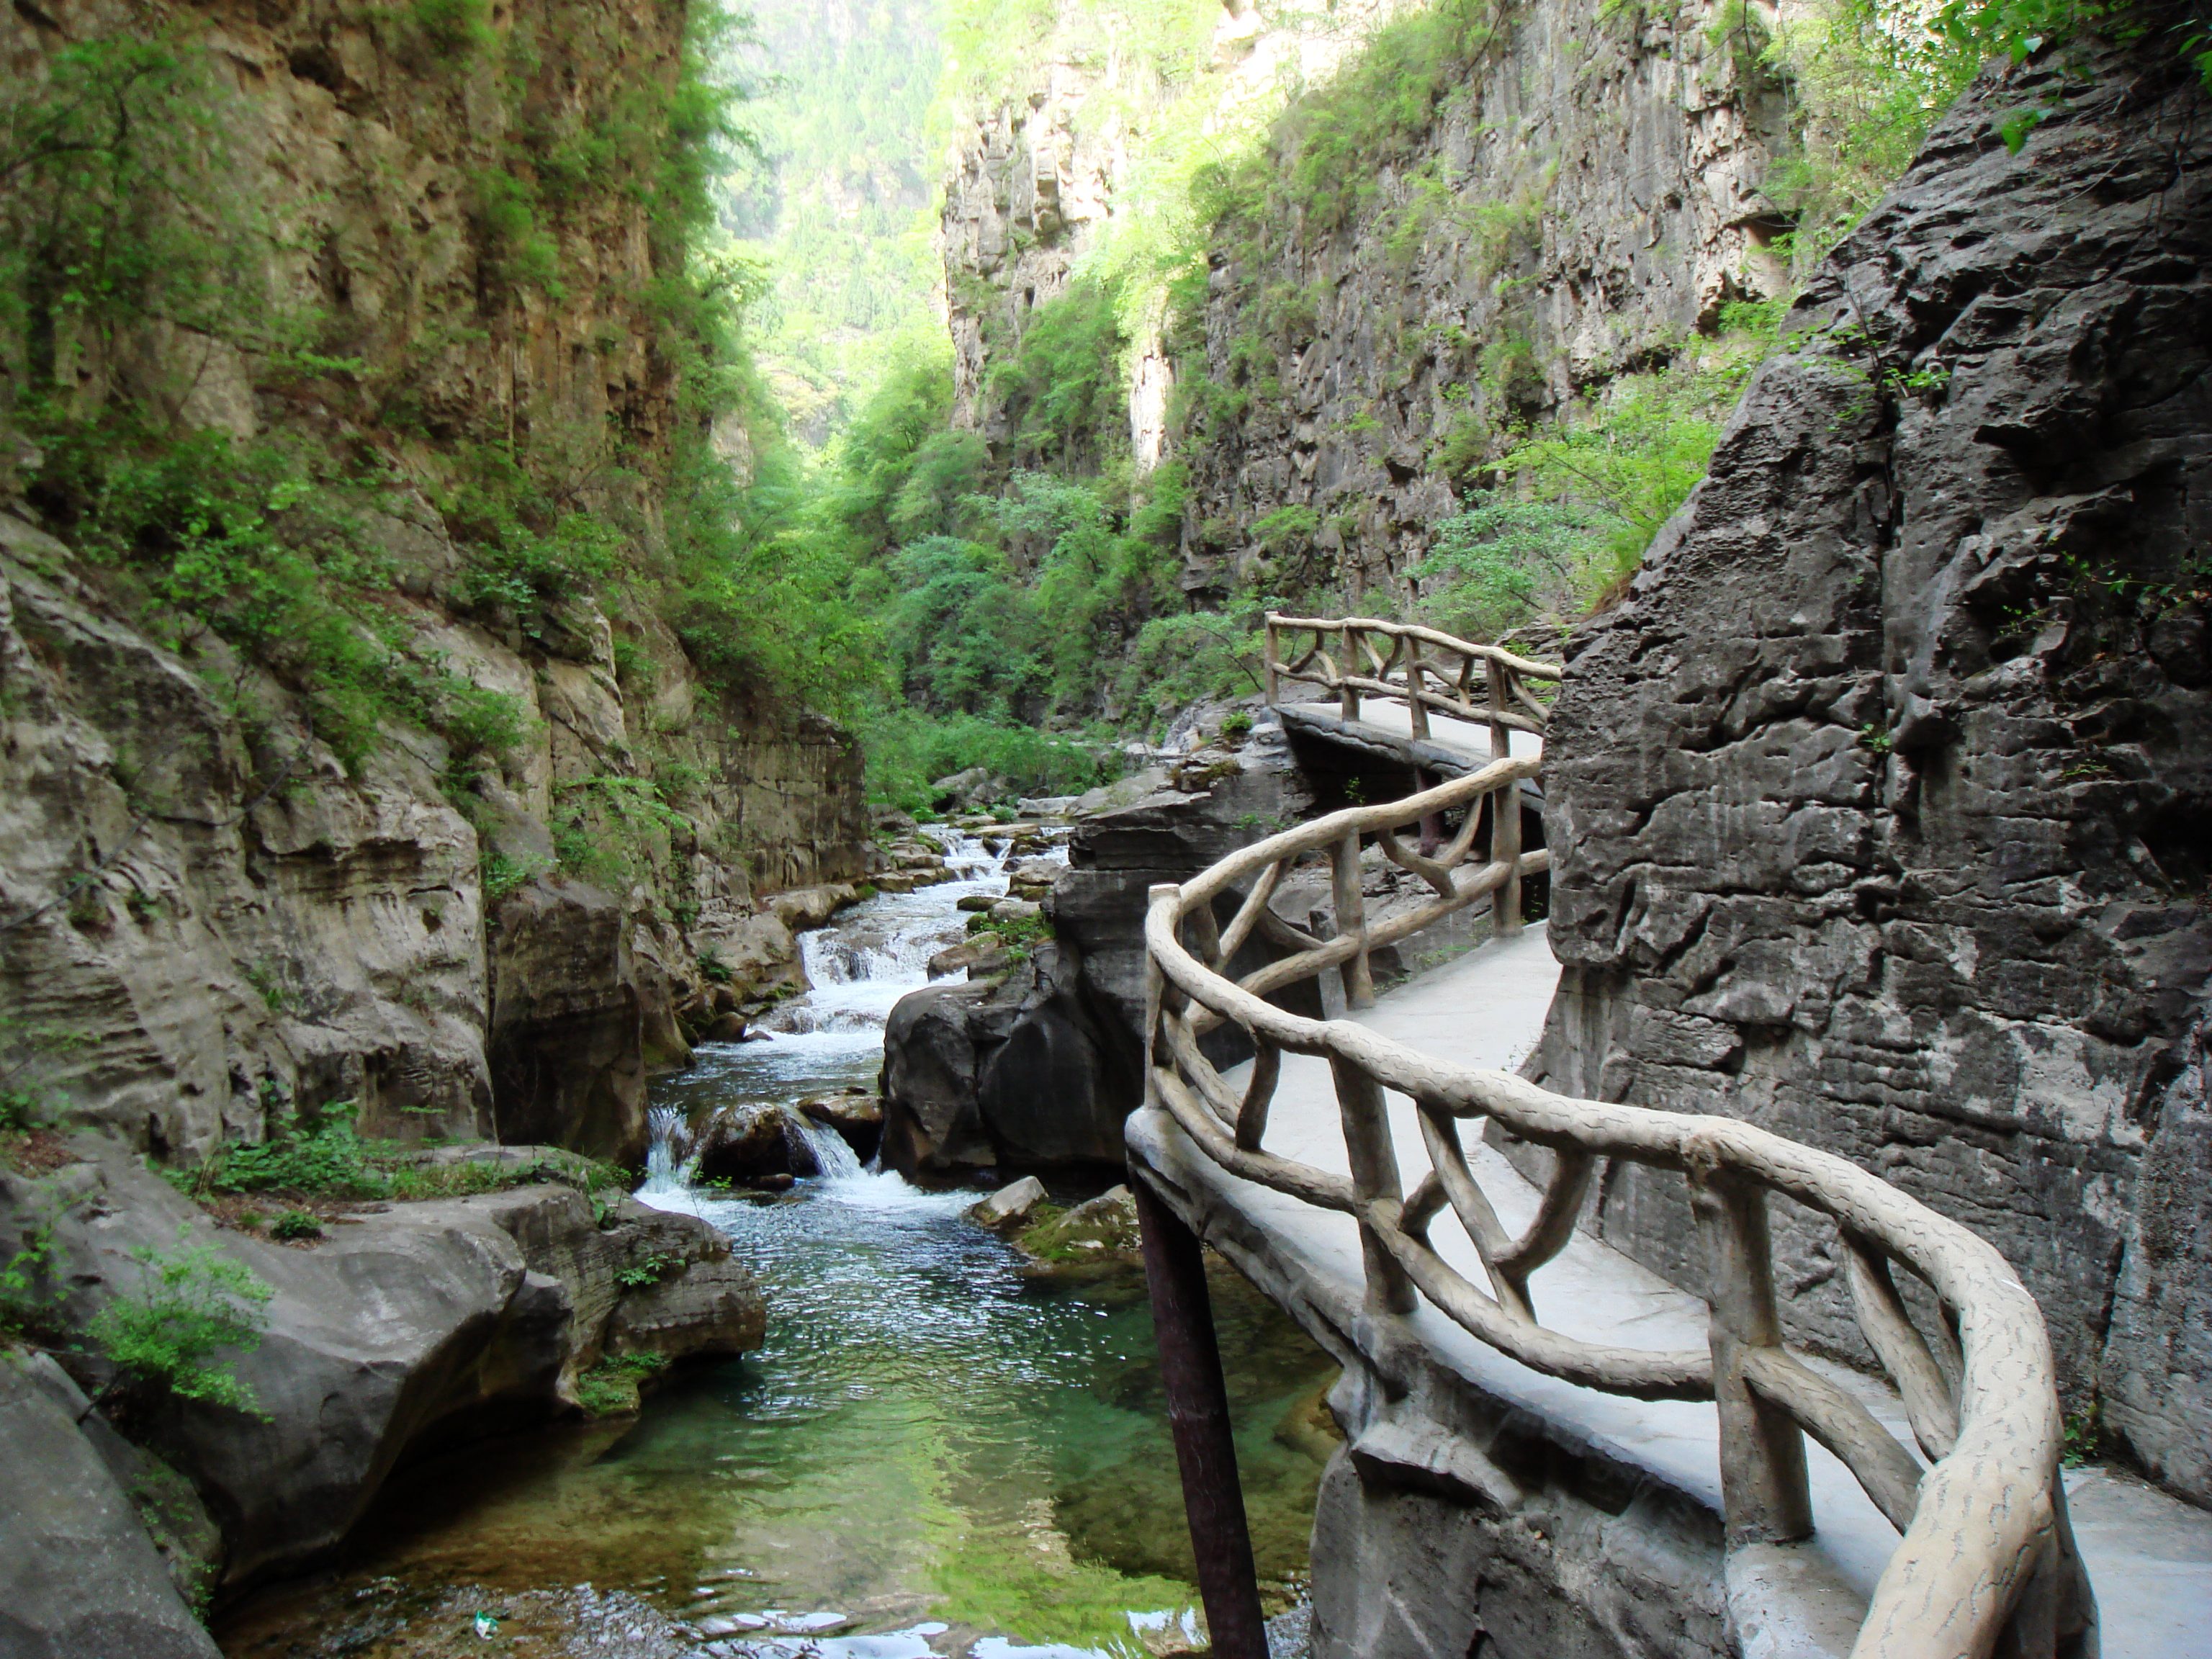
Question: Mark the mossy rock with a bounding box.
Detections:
[1017,1185,1141,1267]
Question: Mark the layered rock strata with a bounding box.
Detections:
[0,0,868,1171]
[939,0,1414,452]
[1528,37,2212,1501]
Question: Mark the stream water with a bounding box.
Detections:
[220,832,1338,1659]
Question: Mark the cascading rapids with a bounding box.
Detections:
[640,827,1067,1203]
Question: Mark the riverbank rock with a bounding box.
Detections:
[486,879,650,1165]
[798,1087,884,1161]
[0,1355,222,1659]
[970,1175,1048,1232]
[932,765,1010,809]
[1017,1186,1141,1265]
[0,1136,762,1593]
[927,938,1010,978]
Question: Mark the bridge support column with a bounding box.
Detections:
[1133,1174,1270,1659]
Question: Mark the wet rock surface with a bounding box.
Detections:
[0,1136,763,1594]
[797,1087,886,1161]
[1529,39,2212,1497]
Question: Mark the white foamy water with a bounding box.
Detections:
[640,827,1066,1205]
[750,830,1015,1049]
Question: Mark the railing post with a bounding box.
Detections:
[1145,884,1175,1096]
[1406,634,1430,739]
[1330,1057,1419,1316]
[1691,1168,1814,1545]
[1339,623,1360,722]
[1485,658,1523,936]
[1331,832,1374,1008]
[1133,1175,1272,1659]
[1263,617,1279,708]
[1491,782,1523,938]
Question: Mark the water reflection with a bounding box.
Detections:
[217,835,1336,1658]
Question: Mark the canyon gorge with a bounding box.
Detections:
[0,0,2206,1655]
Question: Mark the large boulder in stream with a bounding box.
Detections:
[880,727,1316,1179]
[799,1087,884,1161]
[880,944,1123,1177]
[689,1100,863,1182]
[0,1137,763,1592]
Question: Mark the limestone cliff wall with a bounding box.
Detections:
[1528,38,2212,1502]
[0,0,867,1167]
[939,0,1416,456]
[1174,0,1789,598]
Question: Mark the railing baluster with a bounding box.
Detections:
[1691,1166,1814,1545]
[1339,622,1360,721]
[1138,752,2085,1656]
[1264,617,1279,707]
[1331,830,1374,1009]
[1184,897,1222,968]
[1331,1056,1417,1316]
[1405,635,1430,739]
[1485,657,1524,937]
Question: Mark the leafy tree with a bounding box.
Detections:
[1414,495,1602,642]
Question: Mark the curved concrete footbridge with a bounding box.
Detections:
[1124,617,2212,1659]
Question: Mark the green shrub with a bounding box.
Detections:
[614,1251,678,1289]
[1414,495,1603,641]
[88,1234,273,1416]
[181,1118,627,1206]
[200,1123,385,1199]
[269,1210,323,1242]
[0,1209,60,1337]
[0,1088,34,1133]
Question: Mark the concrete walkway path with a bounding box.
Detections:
[1271,697,1540,778]
[1130,925,2212,1656]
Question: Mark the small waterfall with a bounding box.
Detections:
[646,824,1068,1206]
[642,1105,689,1195]
[789,1112,863,1182]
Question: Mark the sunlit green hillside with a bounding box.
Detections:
[723,0,949,444]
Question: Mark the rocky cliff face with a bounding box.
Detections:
[0,0,866,1169]
[1174,0,1789,598]
[938,0,1413,457]
[1528,37,2212,1502]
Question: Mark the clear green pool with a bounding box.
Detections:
[218,1166,1336,1658]
[220,855,1338,1658]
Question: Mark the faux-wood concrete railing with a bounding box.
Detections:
[1263,611,1561,742]
[1140,757,2095,1659]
